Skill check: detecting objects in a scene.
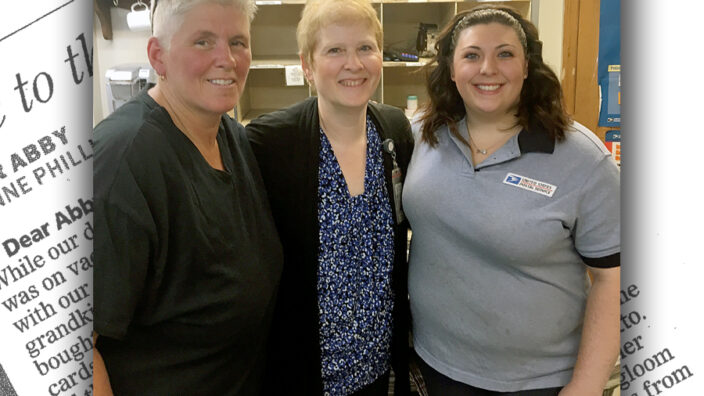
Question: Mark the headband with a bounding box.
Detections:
[450,9,528,53]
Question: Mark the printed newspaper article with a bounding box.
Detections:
[0,1,93,395]
[1,1,704,395]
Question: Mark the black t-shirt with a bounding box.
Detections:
[93,87,282,395]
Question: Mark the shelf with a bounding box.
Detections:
[238,0,533,119]
[383,67,428,109]
[251,57,302,69]
[252,58,434,69]
[238,68,310,123]
[383,2,455,52]
[383,58,432,67]
[251,3,303,60]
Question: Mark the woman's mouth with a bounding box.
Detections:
[339,78,366,87]
[475,84,501,92]
[209,79,235,86]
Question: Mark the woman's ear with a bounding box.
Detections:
[300,53,314,86]
[148,36,167,77]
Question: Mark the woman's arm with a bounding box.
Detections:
[93,333,114,396]
[560,266,620,395]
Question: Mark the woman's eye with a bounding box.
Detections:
[464,53,479,60]
[360,44,374,52]
[498,51,514,58]
[195,40,210,47]
[327,47,341,54]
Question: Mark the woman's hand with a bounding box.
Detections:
[93,332,114,396]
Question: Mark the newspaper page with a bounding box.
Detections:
[0,1,93,395]
[0,1,703,396]
[620,1,704,395]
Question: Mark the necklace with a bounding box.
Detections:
[467,133,488,155]
[467,125,522,156]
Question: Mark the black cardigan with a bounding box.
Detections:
[246,97,413,396]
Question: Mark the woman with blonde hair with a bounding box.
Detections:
[247,0,412,394]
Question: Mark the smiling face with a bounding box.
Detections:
[153,3,251,118]
[451,22,527,122]
[302,21,382,112]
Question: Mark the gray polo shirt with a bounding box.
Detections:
[403,118,620,391]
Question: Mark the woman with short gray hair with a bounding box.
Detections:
[92,0,282,394]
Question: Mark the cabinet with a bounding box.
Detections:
[236,0,532,124]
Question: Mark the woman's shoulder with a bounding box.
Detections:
[95,95,154,141]
[244,98,319,154]
[94,96,165,167]
[246,97,317,134]
[368,101,413,143]
[95,88,176,156]
[560,121,613,161]
[551,121,620,179]
[93,96,173,203]
[369,101,408,125]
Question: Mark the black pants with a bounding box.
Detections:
[350,371,390,396]
[416,354,562,396]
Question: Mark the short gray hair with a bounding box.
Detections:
[151,0,257,49]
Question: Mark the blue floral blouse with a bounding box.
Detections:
[317,115,395,396]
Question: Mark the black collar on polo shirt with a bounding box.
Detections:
[517,125,555,154]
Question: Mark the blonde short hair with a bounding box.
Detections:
[297,0,382,66]
[151,0,257,50]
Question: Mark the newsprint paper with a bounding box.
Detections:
[0,1,93,395]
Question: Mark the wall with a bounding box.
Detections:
[92,1,565,124]
[538,0,565,79]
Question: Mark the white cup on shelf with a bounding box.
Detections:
[127,2,151,32]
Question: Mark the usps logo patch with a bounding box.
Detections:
[503,173,557,197]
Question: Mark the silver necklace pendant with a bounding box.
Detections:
[468,132,488,155]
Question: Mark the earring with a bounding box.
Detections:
[158,74,166,81]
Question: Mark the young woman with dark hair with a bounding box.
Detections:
[404,6,620,396]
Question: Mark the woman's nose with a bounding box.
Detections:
[480,56,497,75]
[214,42,236,69]
[344,52,363,70]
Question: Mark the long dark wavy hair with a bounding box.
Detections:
[419,5,570,147]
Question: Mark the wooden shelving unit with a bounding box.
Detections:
[238,0,532,124]
[93,0,532,122]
